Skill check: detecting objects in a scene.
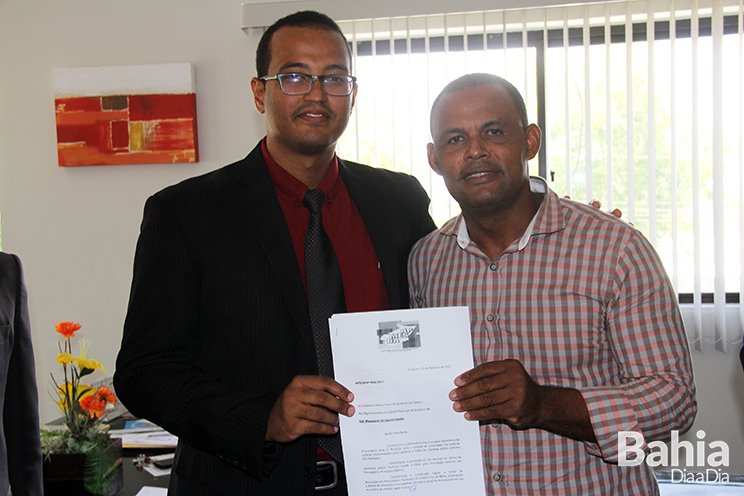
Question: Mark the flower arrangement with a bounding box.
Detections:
[42,322,116,454]
[46,321,117,445]
[41,322,122,495]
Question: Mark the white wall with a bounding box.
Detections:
[1,0,742,477]
[683,347,744,476]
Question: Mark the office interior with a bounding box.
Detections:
[0,0,742,482]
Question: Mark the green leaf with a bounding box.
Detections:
[79,367,95,378]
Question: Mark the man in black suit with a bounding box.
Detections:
[114,10,436,495]
[0,252,43,496]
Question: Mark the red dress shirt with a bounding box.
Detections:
[262,139,390,313]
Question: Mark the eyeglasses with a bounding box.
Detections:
[259,73,357,96]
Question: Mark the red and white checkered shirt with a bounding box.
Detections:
[408,177,696,495]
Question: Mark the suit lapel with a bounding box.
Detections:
[229,145,316,359]
[339,160,402,308]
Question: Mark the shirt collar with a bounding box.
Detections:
[261,137,342,207]
[445,176,563,251]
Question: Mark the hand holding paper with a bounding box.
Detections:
[266,375,355,442]
[451,359,597,443]
[450,359,543,425]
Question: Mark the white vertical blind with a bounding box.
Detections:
[670,0,680,293]
[712,0,727,350]
[740,0,744,339]
[336,0,744,350]
[647,0,657,246]
[564,10,573,197]
[584,9,593,202]
[626,1,636,224]
[691,0,704,349]
[605,4,614,212]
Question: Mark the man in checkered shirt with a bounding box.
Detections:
[407,73,696,495]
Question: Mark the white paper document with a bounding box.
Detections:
[329,306,486,495]
[135,488,167,496]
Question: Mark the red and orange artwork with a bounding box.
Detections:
[53,63,199,166]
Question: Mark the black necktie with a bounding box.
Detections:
[303,189,346,463]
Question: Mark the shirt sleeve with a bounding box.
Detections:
[407,237,431,310]
[580,230,697,463]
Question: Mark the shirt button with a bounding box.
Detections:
[305,467,314,479]
[492,473,502,482]
[486,314,495,322]
[489,263,498,271]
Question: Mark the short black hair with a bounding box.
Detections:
[430,73,529,136]
[255,10,352,78]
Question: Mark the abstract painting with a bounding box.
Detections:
[53,63,199,166]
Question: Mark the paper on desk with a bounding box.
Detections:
[135,487,167,496]
[329,306,486,495]
[108,427,178,449]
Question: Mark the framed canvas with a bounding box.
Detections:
[53,63,199,166]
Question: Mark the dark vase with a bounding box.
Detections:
[43,436,123,496]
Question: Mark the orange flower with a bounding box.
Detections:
[97,386,117,404]
[79,394,106,419]
[56,322,82,338]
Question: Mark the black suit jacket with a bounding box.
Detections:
[0,253,43,496]
[115,143,436,495]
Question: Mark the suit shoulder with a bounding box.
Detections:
[0,252,20,273]
[339,159,426,193]
[341,159,417,180]
[0,252,22,297]
[153,160,245,199]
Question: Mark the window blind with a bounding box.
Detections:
[336,0,744,351]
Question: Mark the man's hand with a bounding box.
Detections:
[449,359,543,428]
[588,199,623,219]
[266,375,355,443]
[450,360,597,442]
[564,196,624,220]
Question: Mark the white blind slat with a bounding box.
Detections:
[648,0,658,246]
[670,0,680,292]
[691,0,703,350]
[712,0,727,351]
[626,1,636,223]
[584,6,593,203]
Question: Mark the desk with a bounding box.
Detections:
[44,414,173,496]
[117,452,170,496]
[116,449,170,496]
[43,451,171,496]
[112,414,172,495]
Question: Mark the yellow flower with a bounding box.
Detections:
[56,383,94,411]
[56,353,76,365]
[76,358,105,374]
[75,338,105,374]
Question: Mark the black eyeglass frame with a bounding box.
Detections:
[259,73,357,96]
